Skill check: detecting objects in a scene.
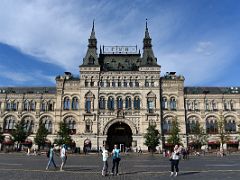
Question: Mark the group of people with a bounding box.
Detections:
[102,144,121,176]
[45,143,183,177]
[46,144,67,171]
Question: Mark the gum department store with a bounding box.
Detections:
[0,22,240,151]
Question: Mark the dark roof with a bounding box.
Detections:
[0,87,56,94]
[99,53,141,71]
[184,87,240,94]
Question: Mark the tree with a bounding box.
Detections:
[12,120,28,150]
[168,119,181,145]
[144,124,160,153]
[218,116,229,151]
[34,123,48,150]
[189,123,208,149]
[54,122,72,146]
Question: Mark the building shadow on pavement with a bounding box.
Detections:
[179,171,201,176]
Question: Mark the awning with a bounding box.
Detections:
[208,141,220,145]
[227,140,239,145]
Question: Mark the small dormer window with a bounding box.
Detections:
[88,56,95,65]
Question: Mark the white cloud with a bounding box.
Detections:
[0,0,239,86]
[0,0,86,72]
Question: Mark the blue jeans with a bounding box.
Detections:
[46,157,57,169]
[112,158,120,174]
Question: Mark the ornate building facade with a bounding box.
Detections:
[0,22,239,151]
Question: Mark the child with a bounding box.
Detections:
[102,146,109,176]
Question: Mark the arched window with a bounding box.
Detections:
[145,80,149,87]
[112,79,116,87]
[72,97,79,110]
[117,97,123,109]
[118,78,121,87]
[225,116,236,133]
[4,115,16,133]
[134,96,140,110]
[211,100,217,110]
[22,116,34,133]
[41,116,52,134]
[48,101,54,111]
[99,96,105,109]
[151,77,154,87]
[206,116,218,134]
[193,100,199,110]
[123,80,127,87]
[129,78,133,87]
[125,96,132,109]
[106,79,110,87]
[30,101,36,111]
[90,77,94,87]
[63,97,70,110]
[163,117,174,134]
[147,92,156,113]
[64,116,76,134]
[162,97,168,110]
[85,97,91,113]
[85,92,94,113]
[6,100,11,111]
[85,119,92,133]
[135,80,139,87]
[23,100,30,111]
[170,97,177,110]
[41,101,47,111]
[187,116,200,134]
[108,97,114,110]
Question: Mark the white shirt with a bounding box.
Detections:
[61,147,66,158]
[102,149,109,161]
[172,150,180,160]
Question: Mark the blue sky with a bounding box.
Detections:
[0,0,239,87]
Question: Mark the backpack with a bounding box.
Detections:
[47,149,50,158]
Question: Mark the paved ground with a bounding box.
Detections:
[0,152,240,180]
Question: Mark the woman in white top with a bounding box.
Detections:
[170,145,181,177]
[102,146,109,176]
[60,144,67,171]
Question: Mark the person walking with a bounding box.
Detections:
[46,145,57,170]
[170,145,181,177]
[60,144,67,171]
[101,146,109,176]
[111,144,121,176]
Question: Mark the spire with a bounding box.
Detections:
[81,21,99,66]
[100,45,102,54]
[143,18,151,48]
[90,19,96,39]
[141,19,158,67]
[145,18,150,39]
[88,19,97,48]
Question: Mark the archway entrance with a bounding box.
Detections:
[107,122,132,151]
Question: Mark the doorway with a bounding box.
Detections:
[106,122,132,151]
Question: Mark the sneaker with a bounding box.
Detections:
[175,172,178,177]
[116,173,119,176]
[170,172,174,177]
[110,172,114,176]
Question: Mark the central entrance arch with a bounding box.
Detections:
[107,122,132,151]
